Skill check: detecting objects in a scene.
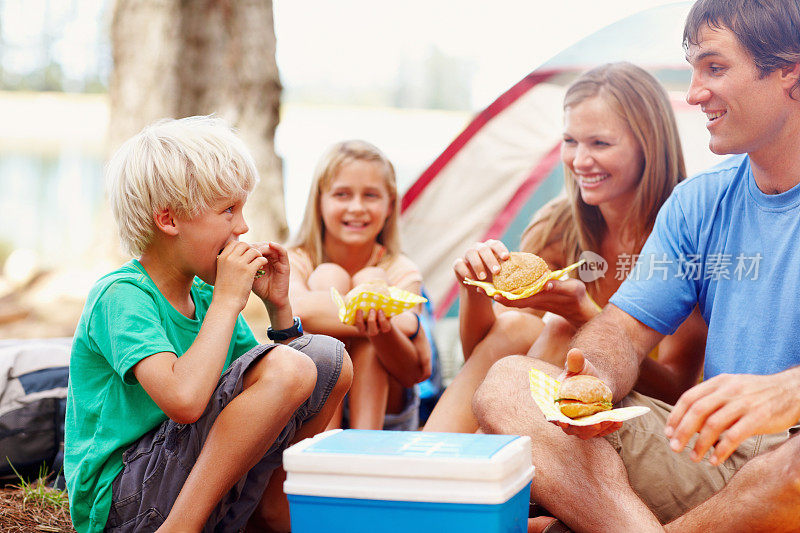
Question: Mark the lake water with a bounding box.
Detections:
[0,92,471,268]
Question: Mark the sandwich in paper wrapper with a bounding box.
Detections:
[463,252,586,300]
[331,281,427,326]
[529,369,650,426]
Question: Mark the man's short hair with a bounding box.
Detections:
[107,116,259,256]
[684,0,800,99]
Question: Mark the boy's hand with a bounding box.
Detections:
[214,241,269,313]
[251,241,291,311]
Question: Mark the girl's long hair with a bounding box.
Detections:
[525,62,686,273]
[289,140,401,267]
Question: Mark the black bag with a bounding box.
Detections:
[0,338,71,484]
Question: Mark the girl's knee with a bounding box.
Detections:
[352,266,388,286]
[477,311,542,361]
[308,262,351,292]
[348,337,377,360]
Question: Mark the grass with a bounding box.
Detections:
[0,463,74,532]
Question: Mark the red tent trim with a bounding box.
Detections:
[401,69,562,212]
[482,143,562,240]
[434,142,563,319]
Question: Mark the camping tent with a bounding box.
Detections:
[398,2,725,374]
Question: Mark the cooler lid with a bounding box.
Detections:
[303,429,519,458]
[283,430,534,504]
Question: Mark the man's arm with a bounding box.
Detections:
[570,304,665,401]
[634,306,707,405]
[554,304,665,440]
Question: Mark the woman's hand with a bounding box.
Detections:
[453,239,510,291]
[493,278,600,327]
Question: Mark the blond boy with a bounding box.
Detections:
[64,116,352,533]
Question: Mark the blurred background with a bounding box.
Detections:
[0,0,704,339]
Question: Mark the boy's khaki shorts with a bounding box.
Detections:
[104,334,344,533]
[604,391,795,524]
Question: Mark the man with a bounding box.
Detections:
[473,1,800,531]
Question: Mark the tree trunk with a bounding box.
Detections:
[108,0,286,248]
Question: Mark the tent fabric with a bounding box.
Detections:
[400,81,565,317]
[399,1,725,321]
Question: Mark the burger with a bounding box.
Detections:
[492,252,551,294]
[555,375,613,418]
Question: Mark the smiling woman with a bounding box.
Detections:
[422,62,709,435]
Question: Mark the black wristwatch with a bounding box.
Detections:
[267,317,303,341]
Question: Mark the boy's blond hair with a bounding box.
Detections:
[107,115,259,256]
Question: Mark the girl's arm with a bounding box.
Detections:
[287,263,362,339]
[357,280,431,387]
[634,306,707,405]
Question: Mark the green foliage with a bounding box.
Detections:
[7,462,69,511]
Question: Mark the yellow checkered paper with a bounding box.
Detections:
[529,369,650,426]
[463,260,585,300]
[331,286,427,326]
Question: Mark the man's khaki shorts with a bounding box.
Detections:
[603,391,794,524]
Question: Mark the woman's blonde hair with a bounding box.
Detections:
[107,115,259,256]
[525,62,686,269]
[290,140,401,267]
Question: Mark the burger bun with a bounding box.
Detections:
[556,375,613,419]
[492,252,550,294]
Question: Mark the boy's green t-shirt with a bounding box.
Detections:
[64,260,258,533]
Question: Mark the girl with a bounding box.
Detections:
[288,140,431,430]
[424,62,708,433]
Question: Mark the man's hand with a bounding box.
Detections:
[664,370,800,465]
[553,349,623,439]
[215,241,269,313]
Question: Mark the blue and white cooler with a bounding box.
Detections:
[283,429,534,532]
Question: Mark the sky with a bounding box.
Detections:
[0,0,691,108]
[0,0,700,250]
[273,0,690,109]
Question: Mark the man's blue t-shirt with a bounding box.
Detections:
[610,154,800,379]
